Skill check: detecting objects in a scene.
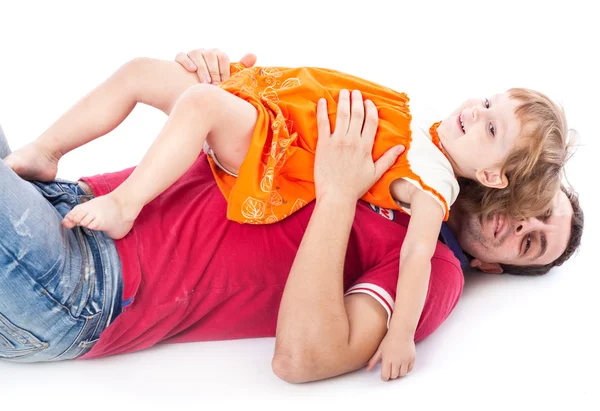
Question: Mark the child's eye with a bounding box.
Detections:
[484,98,490,109]
[489,123,496,137]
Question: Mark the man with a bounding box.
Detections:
[0,51,582,383]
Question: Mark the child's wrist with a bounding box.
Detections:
[388,321,416,339]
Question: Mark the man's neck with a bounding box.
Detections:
[445,207,463,239]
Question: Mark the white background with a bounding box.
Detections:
[1,0,598,409]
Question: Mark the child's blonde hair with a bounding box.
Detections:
[466,88,572,220]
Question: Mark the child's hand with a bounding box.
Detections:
[366,331,416,381]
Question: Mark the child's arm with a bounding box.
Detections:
[367,182,445,380]
[392,187,444,334]
[36,58,201,159]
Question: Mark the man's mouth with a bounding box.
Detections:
[457,114,466,134]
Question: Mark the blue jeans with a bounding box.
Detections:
[0,125,123,362]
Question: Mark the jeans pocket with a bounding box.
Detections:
[0,313,48,360]
[50,310,103,361]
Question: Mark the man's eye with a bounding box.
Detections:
[524,234,532,254]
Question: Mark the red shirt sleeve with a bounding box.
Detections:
[345,251,464,342]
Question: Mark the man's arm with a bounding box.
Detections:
[272,197,389,383]
[272,90,404,383]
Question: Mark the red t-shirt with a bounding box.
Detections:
[78,155,463,360]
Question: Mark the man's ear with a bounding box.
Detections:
[475,168,508,189]
[470,258,504,274]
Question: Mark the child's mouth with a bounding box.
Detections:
[457,114,466,134]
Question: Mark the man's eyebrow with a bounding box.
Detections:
[534,232,548,261]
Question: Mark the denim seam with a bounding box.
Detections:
[0,346,45,359]
[64,228,92,311]
[0,333,14,349]
[48,311,102,361]
[38,288,96,322]
[0,314,49,351]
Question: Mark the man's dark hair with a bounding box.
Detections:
[499,184,583,276]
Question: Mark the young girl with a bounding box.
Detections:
[5,56,569,378]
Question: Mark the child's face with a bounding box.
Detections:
[437,92,523,188]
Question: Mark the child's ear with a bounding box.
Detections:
[475,168,508,189]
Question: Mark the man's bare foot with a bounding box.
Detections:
[62,193,141,240]
[4,141,61,181]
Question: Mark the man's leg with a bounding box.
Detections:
[4,58,201,182]
[62,84,257,240]
[0,125,11,158]
[0,131,100,361]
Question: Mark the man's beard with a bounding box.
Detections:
[463,213,510,253]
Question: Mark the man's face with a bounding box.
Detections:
[453,191,573,273]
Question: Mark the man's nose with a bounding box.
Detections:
[514,218,543,235]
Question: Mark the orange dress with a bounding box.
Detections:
[206,63,458,224]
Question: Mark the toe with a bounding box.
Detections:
[4,155,19,173]
[62,216,75,229]
[88,219,101,231]
[62,210,78,228]
[79,213,96,228]
[70,206,89,225]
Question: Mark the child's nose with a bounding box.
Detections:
[471,105,480,121]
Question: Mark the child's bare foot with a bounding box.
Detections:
[4,141,61,181]
[62,193,141,240]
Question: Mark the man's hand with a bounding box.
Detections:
[366,330,416,381]
[314,90,404,204]
[174,48,257,84]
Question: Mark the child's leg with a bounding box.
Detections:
[62,84,257,240]
[5,58,200,181]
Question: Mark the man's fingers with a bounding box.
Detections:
[361,100,379,146]
[348,90,365,136]
[374,145,405,181]
[215,49,231,83]
[334,89,351,137]
[202,49,221,83]
[175,52,197,72]
[187,49,211,83]
[177,48,238,83]
[240,53,257,68]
